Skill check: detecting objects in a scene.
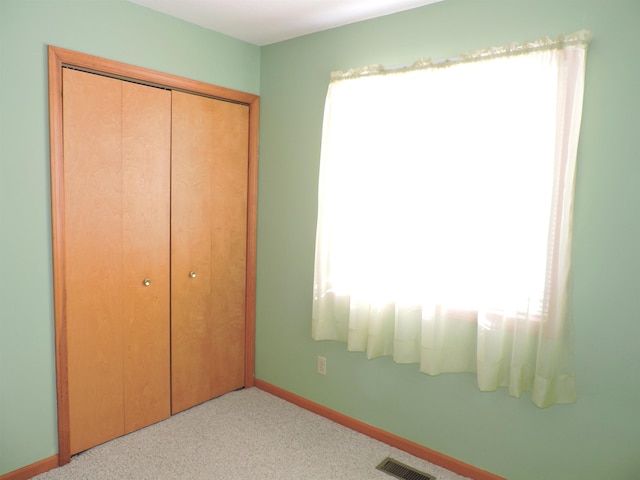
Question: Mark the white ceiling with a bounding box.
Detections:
[127,0,444,46]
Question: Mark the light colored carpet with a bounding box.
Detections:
[33,388,471,480]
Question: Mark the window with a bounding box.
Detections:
[312,31,590,407]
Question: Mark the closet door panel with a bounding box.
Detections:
[171,91,248,414]
[121,82,172,433]
[63,69,172,453]
[63,69,125,454]
[209,100,248,398]
[51,47,258,463]
[171,91,215,413]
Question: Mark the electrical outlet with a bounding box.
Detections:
[317,356,327,375]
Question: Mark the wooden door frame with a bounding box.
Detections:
[48,46,259,465]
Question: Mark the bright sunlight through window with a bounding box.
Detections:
[312,31,590,407]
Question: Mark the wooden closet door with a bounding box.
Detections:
[121,81,171,434]
[171,91,249,414]
[63,69,171,454]
[64,68,124,455]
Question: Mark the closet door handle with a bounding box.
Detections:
[143,278,151,286]
[189,271,197,279]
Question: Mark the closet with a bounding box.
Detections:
[49,47,258,462]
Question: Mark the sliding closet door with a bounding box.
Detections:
[63,68,171,454]
[171,91,249,414]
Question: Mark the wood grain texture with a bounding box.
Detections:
[208,99,249,399]
[62,71,173,453]
[47,45,71,465]
[170,92,248,414]
[121,81,172,433]
[63,68,125,455]
[243,98,260,388]
[48,47,256,104]
[49,45,259,463]
[170,90,215,413]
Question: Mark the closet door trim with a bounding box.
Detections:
[48,45,259,465]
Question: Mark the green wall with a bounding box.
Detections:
[256,1,640,479]
[0,0,259,475]
[2,0,640,479]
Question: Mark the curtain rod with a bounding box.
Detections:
[330,29,592,83]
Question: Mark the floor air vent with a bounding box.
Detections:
[376,457,436,480]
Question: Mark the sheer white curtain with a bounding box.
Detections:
[312,31,590,407]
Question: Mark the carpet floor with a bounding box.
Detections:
[32,387,471,480]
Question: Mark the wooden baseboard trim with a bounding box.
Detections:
[254,379,504,480]
[1,455,59,480]
[1,385,503,480]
